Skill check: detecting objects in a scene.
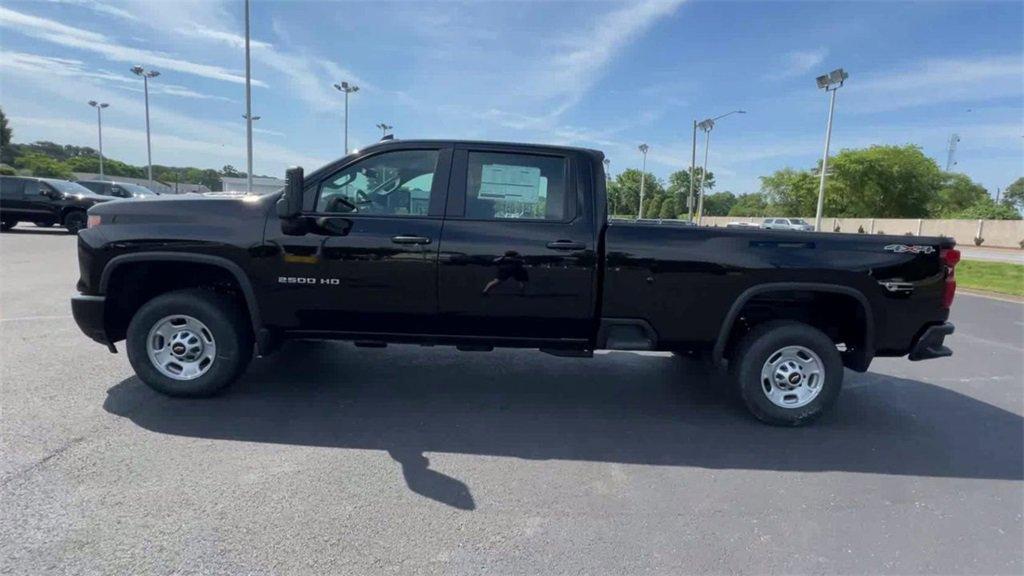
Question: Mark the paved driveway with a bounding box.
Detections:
[2,230,1021,575]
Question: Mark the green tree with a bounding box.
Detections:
[658,196,678,219]
[0,107,11,148]
[221,164,244,177]
[1003,177,1024,212]
[759,168,818,216]
[728,193,769,216]
[14,153,73,179]
[0,107,12,165]
[609,169,663,217]
[949,197,1022,220]
[644,195,663,218]
[931,173,989,217]
[702,191,737,216]
[827,145,941,218]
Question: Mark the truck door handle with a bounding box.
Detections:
[546,240,585,251]
[391,235,431,245]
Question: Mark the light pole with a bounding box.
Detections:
[694,110,745,224]
[637,144,649,219]
[687,119,697,221]
[814,68,848,231]
[334,81,359,153]
[87,101,109,179]
[244,0,253,194]
[376,122,393,138]
[130,65,159,184]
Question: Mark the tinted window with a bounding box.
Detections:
[466,152,567,220]
[78,182,105,194]
[317,149,439,216]
[44,179,95,195]
[0,177,25,198]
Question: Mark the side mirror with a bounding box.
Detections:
[276,166,304,219]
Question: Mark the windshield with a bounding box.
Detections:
[118,183,157,196]
[790,219,810,225]
[44,179,96,195]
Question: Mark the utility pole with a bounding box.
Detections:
[637,144,649,219]
[814,68,849,231]
[334,81,359,153]
[687,120,697,221]
[87,101,109,179]
[696,124,712,224]
[244,0,253,194]
[131,66,160,185]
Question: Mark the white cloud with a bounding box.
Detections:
[847,54,1024,113]
[769,48,829,80]
[0,5,259,86]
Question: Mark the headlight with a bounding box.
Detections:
[86,214,102,228]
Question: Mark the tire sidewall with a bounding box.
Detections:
[63,210,87,234]
[126,290,251,397]
[735,322,843,426]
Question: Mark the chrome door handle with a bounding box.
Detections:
[546,240,585,251]
[391,235,431,245]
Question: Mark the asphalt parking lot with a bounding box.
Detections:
[1,229,1021,575]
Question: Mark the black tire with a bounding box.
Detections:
[35,222,55,228]
[63,210,87,234]
[731,320,843,426]
[126,289,254,397]
[0,219,15,231]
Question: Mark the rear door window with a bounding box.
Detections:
[464,152,568,221]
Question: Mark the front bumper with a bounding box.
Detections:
[909,322,954,361]
[71,294,111,347]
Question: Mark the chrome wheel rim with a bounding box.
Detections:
[146,315,216,381]
[760,345,824,408]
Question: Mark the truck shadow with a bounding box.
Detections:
[103,341,1023,510]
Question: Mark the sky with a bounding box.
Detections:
[0,0,1021,195]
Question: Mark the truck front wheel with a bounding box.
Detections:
[732,321,843,426]
[126,289,254,397]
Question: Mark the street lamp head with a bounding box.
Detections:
[816,74,830,89]
[828,68,848,84]
[131,65,145,76]
[146,70,160,78]
[698,119,714,132]
[638,144,649,154]
[88,100,98,107]
[335,81,359,93]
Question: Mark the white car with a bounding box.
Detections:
[762,218,814,231]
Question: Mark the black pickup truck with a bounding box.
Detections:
[71,139,958,425]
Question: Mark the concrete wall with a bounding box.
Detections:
[696,216,1024,249]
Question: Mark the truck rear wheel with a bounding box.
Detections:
[126,289,253,397]
[731,320,843,426]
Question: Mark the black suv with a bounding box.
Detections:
[77,180,159,199]
[0,176,114,234]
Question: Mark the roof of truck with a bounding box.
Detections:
[358,138,605,160]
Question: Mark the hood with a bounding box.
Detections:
[87,191,274,225]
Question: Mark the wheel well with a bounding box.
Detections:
[103,261,250,343]
[60,207,85,223]
[719,289,873,371]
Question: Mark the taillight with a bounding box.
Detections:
[940,248,960,309]
[86,214,101,228]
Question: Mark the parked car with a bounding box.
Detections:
[71,139,958,426]
[0,176,114,234]
[762,218,815,231]
[77,180,159,199]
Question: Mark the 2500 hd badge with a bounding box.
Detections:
[278,277,341,285]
